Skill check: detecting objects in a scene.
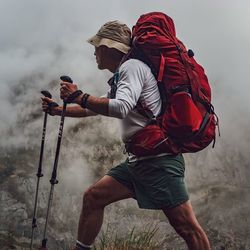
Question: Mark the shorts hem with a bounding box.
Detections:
[105,173,135,194]
[137,198,190,210]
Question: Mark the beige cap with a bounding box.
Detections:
[87,21,131,54]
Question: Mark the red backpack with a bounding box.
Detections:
[124,12,219,156]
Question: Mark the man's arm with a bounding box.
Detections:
[54,104,98,117]
[41,97,97,117]
[59,83,111,116]
[73,95,109,117]
[60,61,145,118]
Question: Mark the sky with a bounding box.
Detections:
[0,0,250,151]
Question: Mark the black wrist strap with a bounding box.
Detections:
[66,90,83,103]
[47,102,59,116]
[48,102,59,108]
[81,93,90,109]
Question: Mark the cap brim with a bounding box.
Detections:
[87,35,102,47]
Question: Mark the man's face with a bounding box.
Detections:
[94,46,108,70]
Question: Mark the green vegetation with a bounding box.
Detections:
[94,224,160,250]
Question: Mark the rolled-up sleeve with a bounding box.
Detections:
[108,60,145,119]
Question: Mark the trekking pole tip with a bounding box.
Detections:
[41,238,47,247]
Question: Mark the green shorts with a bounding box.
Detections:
[107,154,189,210]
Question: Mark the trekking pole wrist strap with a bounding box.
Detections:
[66,90,83,103]
[47,102,59,116]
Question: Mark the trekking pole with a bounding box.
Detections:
[30,90,52,250]
[40,75,73,249]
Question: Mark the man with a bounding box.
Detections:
[42,20,211,250]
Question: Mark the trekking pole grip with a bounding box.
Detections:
[60,75,73,104]
[60,75,73,84]
[41,90,52,99]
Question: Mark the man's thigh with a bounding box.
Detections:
[85,175,134,207]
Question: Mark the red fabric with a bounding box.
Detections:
[125,124,180,156]
[132,12,211,100]
[162,92,203,137]
[126,12,217,156]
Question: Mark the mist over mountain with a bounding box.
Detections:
[0,1,249,249]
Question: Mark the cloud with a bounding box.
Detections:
[0,2,250,248]
[0,0,249,172]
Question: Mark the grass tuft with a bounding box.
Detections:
[93,223,160,250]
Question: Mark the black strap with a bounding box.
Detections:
[198,112,210,134]
[66,90,83,103]
[48,102,59,108]
[136,101,155,121]
[170,84,191,95]
[80,93,90,108]
[108,71,119,99]
[47,102,59,115]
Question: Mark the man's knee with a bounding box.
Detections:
[169,217,203,240]
[164,202,206,240]
[82,186,105,211]
[81,175,133,213]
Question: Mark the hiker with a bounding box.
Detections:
[42,18,211,250]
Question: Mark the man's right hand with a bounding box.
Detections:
[41,97,60,116]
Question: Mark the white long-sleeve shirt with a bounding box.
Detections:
[108,59,162,142]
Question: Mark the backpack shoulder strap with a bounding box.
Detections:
[108,71,119,99]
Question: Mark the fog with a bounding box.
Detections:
[1,1,250,147]
[0,0,250,249]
